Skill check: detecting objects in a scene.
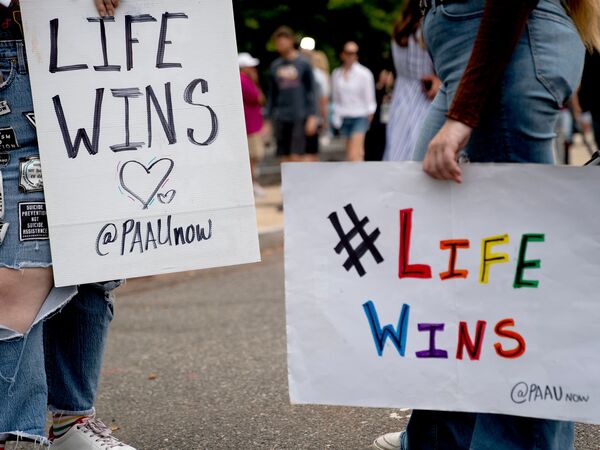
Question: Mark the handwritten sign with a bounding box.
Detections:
[283,163,600,424]
[20,0,259,286]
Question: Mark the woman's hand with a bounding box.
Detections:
[95,0,120,17]
[421,74,442,101]
[422,119,472,184]
[305,116,318,137]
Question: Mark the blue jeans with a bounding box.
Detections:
[0,285,114,445]
[0,40,117,444]
[414,0,585,163]
[340,116,370,137]
[44,284,117,416]
[407,0,584,449]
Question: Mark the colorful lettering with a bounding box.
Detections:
[363,301,410,357]
[440,239,470,280]
[399,209,432,279]
[494,318,526,358]
[514,234,545,289]
[415,323,448,359]
[479,234,509,284]
[456,320,487,360]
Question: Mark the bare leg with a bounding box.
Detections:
[346,133,366,161]
[0,267,54,334]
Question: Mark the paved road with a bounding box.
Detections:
[72,248,600,449]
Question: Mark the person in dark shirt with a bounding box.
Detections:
[374,0,597,449]
[267,26,318,162]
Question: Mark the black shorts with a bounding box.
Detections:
[275,120,306,156]
[305,125,322,155]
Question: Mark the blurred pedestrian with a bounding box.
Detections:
[578,51,600,146]
[332,41,377,161]
[364,69,394,161]
[303,50,331,161]
[373,0,596,448]
[239,52,266,197]
[267,26,318,163]
[383,0,440,162]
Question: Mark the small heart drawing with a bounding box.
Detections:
[158,190,176,204]
[119,158,175,209]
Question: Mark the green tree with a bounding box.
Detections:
[233,0,403,76]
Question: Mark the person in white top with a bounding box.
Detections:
[332,41,377,161]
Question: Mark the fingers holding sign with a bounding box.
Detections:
[423,119,472,184]
[95,0,120,17]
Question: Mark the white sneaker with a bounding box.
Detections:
[50,418,136,449]
[372,431,404,450]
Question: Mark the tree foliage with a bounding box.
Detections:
[233,0,404,76]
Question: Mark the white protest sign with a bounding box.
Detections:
[20,0,260,286]
[283,163,600,424]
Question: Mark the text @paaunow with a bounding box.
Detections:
[510,382,590,405]
[96,215,213,257]
[329,204,546,362]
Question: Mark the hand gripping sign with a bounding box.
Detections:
[20,0,259,286]
[283,162,600,424]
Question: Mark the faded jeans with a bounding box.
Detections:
[0,40,117,445]
[0,284,115,445]
[407,0,585,449]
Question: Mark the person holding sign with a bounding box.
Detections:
[0,2,135,448]
[372,0,598,449]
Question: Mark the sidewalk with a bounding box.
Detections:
[255,185,284,233]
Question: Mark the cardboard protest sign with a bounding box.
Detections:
[20,0,260,286]
[283,163,600,424]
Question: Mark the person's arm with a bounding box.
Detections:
[447,0,539,127]
[304,63,318,117]
[423,0,539,183]
[266,66,278,121]
[303,63,318,136]
[95,0,120,17]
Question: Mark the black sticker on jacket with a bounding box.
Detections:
[19,157,44,193]
[0,153,9,168]
[0,127,19,151]
[23,112,36,128]
[0,101,10,116]
[19,202,49,241]
[0,222,8,246]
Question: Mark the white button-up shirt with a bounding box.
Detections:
[331,62,377,127]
